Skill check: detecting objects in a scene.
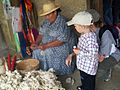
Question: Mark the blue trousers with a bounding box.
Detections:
[80,70,96,90]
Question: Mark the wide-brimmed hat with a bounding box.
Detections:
[86,9,100,22]
[39,1,60,16]
[67,11,93,26]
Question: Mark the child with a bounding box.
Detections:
[66,11,99,90]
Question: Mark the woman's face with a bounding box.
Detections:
[44,11,57,24]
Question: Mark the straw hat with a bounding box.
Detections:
[39,1,60,16]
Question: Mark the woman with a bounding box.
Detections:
[31,0,77,75]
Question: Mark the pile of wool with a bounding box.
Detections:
[0,69,65,90]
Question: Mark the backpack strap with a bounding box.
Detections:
[99,25,111,41]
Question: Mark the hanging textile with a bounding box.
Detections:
[25,0,32,12]
[13,33,20,53]
[18,0,34,57]
[18,32,27,58]
[12,7,22,32]
[2,0,12,19]
[32,27,39,41]
[24,0,35,43]
[11,7,21,53]
[20,0,35,44]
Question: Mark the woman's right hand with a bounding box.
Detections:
[30,43,38,50]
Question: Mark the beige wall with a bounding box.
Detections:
[32,0,87,25]
[0,2,15,49]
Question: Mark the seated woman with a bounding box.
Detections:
[30,0,77,75]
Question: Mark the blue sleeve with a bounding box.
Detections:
[56,23,70,42]
[99,30,115,56]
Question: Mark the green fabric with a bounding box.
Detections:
[13,32,20,52]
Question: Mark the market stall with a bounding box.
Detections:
[0,58,65,90]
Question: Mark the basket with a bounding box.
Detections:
[16,59,40,74]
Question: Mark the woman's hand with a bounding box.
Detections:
[30,43,38,50]
[66,54,73,66]
[73,48,80,55]
[39,44,47,50]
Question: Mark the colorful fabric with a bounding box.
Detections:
[25,0,32,12]
[12,7,22,32]
[77,32,99,75]
[13,33,20,52]
[18,32,28,58]
[19,0,35,57]
[32,14,77,75]
[32,27,39,41]
[2,0,12,19]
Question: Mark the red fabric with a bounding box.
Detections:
[7,53,11,70]
[27,28,35,43]
[25,0,32,12]
[11,55,17,71]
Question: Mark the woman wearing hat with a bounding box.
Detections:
[30,0,77,75]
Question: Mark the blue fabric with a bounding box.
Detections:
[20,0,28,34]
[32,14,77,75]
[18,32,28,58]
[19,0,29,58]
[103,0,113,25]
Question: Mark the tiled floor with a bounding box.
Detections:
[58,62,120,90]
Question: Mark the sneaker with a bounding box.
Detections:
[65,77,75,85]
[104,68,112,82]
[76,86,83,90]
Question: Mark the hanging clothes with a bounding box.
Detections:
[19,0,35,57]
[2,0,12,19]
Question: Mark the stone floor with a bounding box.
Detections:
[58,62,120,90]
[1,48,120,90]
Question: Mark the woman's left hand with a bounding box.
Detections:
[66,54,73,66]
[39,44,47,50]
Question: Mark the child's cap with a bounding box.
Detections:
[67,11,93,26]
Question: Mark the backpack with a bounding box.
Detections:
[99,25,120,49]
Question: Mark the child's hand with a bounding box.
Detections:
[66,54,73,66]
[73,48,80,55]
[98,55,105,62]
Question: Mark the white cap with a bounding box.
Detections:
[67,11,93,26]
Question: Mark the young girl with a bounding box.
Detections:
[66,11,99,90]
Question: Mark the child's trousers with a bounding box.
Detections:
[80,70,96,90]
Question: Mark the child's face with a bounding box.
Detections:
[74,24,91,33]
[74,24,83,33]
